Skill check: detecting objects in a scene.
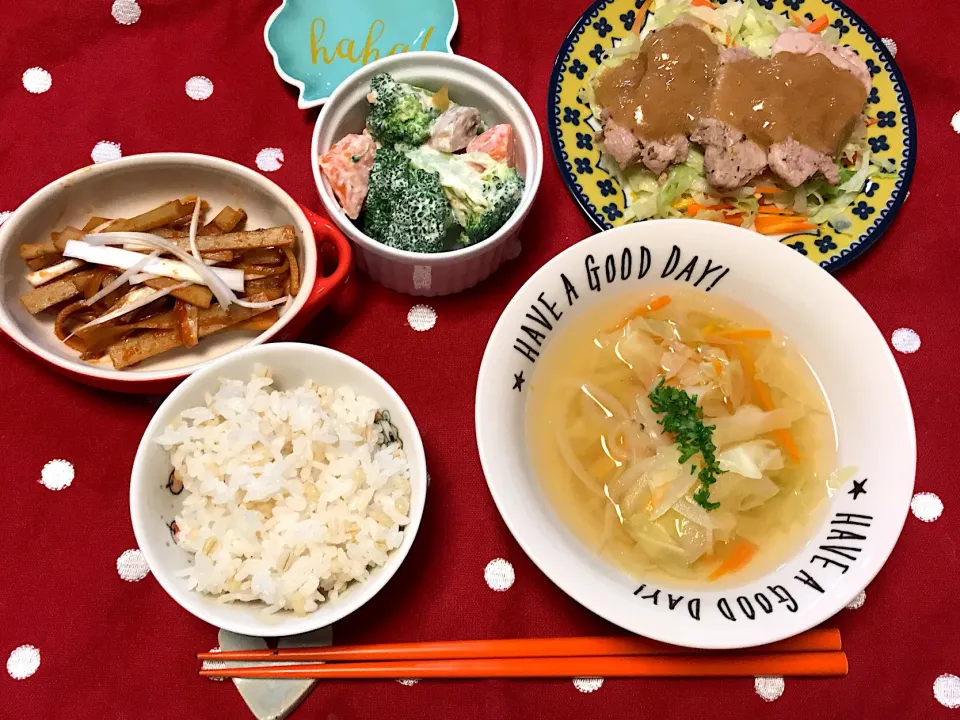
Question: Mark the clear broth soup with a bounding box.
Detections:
[526,287,837,587]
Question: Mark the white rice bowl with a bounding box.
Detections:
[156,365,412,616]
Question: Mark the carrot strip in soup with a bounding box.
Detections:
[708,539,758,581]
[730,345,801,462]
[607,296,672,332]
[718,328,772,340]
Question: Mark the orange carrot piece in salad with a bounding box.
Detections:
[790,11,806,26]
[753,185,782,195]
[632,0,653,31]
[608,296,672,332]
[753,215,817,235]
[691,0,716,7]
[708,539,759,581]
[757,206,801,216]
[864,117,879,127]
[719,328,773,340]
[805,15,829,33]
[686,202,734,216]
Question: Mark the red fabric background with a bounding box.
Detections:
[0,0,955,717]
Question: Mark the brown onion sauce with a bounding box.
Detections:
[593,23,868,154]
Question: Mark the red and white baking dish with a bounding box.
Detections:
[0,153,351,393]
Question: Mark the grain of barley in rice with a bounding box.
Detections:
[526,287,840,587]
[156,365,412,615]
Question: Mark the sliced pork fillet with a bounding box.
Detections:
[691,118,767,190]
[768,137,840,187]
[772,28,871,91]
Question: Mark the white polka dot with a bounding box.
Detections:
[117,548,150,582]
[22,67,51,94]
[572,677,604,693]
[91,141,122,164]
[396,678,420,686]
[7,645,40,680]
[0,211,12,227]
[202,647,227,681]
[935,674,960,708]
[846,589,866,609]
[111,0,141,25]
[506,241,522,260]
[40,459,74,490]
[911,492,943,522]
[185,76,214,101]
[754,676,784,701]
[412,265,432,290]
[952,111,960,136]
[484,558,514,591]
[407,305,437,332]
[881,37,897,57]
[255,147,284,172]
[891,327,920,354]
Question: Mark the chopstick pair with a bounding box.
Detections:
[197,628,847,680]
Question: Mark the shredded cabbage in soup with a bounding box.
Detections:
[526,288,837,585]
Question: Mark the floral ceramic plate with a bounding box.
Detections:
[546,0,915,272]
[264,0,458,108]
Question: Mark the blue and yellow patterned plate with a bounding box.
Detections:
[546,0,915,271]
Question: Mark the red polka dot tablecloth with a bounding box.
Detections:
[0,0,957,717]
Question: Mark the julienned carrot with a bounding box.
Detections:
[755,381,802,462]
[805,15,829,33]
[864,117,879,127]
[708,539,759,581]
[757,206,800,216]
[633,0,653,31]
[753,186,782,195]
[718,214,745,226]
[691,0,716,7]
[790,11,805,27]
[753,215,817,235]
[719,328,772,340]
[731,345,802,463]
[686,202,734,216]
[608,295,671,332]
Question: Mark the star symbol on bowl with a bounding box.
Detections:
[848,478,868,500]
[512,372,526,392]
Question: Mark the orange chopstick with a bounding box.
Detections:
[198,629,840,663]
[198,651,848,680]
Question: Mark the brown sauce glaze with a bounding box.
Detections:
[708,52,867,154]
[594,23,719,141]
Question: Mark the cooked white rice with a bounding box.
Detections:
[156,365,412,615]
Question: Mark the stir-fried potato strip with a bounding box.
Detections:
[18,200,296,368]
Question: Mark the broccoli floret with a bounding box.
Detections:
[366,73,438,147]
[363,147,456,253]
[403,146,525,246]
[460,164,525,244]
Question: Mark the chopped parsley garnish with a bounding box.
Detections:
[648,379,724,510]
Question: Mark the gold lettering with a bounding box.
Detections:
[335,38,359,63]
[419,26,436,50]
[387,42,410,56]
[361,20,386,65]
[310,18,335,65]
